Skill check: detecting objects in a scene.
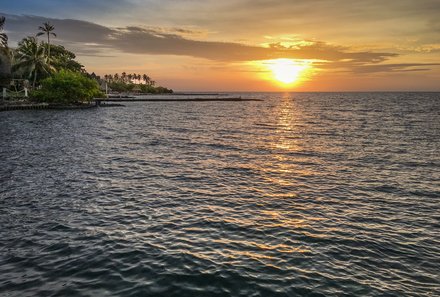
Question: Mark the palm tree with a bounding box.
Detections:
[0,16,12,88]
[36,22,56,64]
[14,37,52,88]
[0,16,7,47]
[0,48,11,89]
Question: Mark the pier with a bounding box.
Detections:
[94,97,263,105]
[1,97,262,112]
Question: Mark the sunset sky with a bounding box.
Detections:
[2,0,440,91]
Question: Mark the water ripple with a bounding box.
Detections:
[1,92,439,296]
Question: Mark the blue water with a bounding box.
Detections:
[1,92,439,296]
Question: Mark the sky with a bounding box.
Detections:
[1,0,440,91]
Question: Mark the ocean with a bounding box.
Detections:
[1,92,439,296]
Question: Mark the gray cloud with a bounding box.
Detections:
[110,26,389,62]
[351,63,440,74]
[134,0,440,42]
[1,12,438,74]
[321,62,440,74]
[3,1,440,44]
[3,13,111,44]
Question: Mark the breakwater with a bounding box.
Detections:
[0,103,97,112]
[94,97,263,103]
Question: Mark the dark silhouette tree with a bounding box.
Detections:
[0,16,7,47]
[36,22,56,64]
[14,37,52,88]
[0,16,12,88]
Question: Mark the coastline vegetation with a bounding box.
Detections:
[0,16,11,89]
[99,72,172,94]
[0,16,173,106]
[33,70,103,104]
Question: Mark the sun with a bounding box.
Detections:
[267,59,309,85]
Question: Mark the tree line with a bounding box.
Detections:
[96,72,172,94]
[103,73,155,86]
[1,18,82,89]
[0,16,172,103]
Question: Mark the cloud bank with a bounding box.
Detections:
[2,13,439,74]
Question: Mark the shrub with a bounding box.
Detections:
[139,84,173,94]
[32,70,104,103]
[0,48,12,88]
[155,86,173,94]
[108,81,135,92]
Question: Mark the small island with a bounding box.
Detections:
[0,17,173,111]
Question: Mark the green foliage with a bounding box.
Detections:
[139,84,173,94]
[32,70,104,103]
[139,84,154,93]
[2,17,174,94]
[107,81,135,92]
[50,44,84,72]
[154,86,173,94]
[13,37,52,88]
[12,38,84,88]
[0,47,12,87]
[0,16,11,87]
[102,72,173,94]
[0,16,7,47]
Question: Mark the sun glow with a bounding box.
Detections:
[267,59,310,85]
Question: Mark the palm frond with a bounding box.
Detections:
[0,16,7,47]
[36,32,45,37]
[51,33,57,37]
[42,22,54,30]
[0,33,8,47]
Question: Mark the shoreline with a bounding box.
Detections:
[95,97,263,102]
[0,103,97,112]
[1,97,262,112]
